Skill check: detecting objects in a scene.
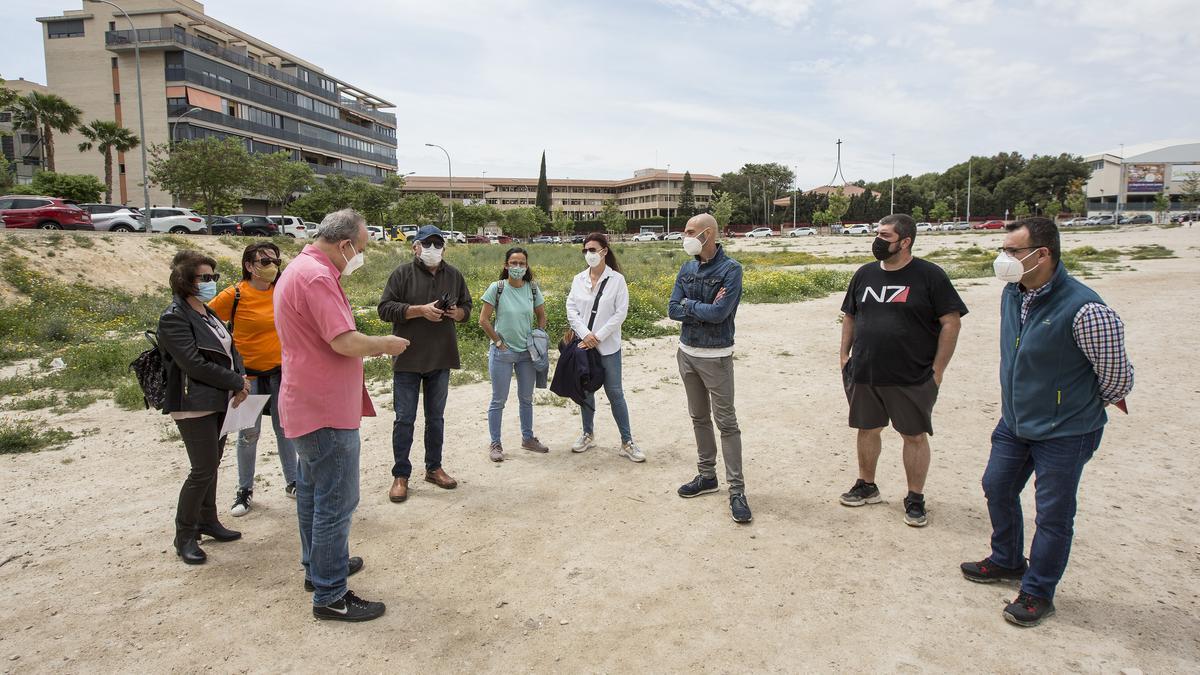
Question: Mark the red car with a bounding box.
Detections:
[973,219,1006,230]
[0,195,93,230]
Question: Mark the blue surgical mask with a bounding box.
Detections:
[196,281,217,302]
[508,266,526,280]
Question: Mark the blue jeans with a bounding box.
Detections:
[982,417,1104,600]
[236,371,298,491]
[487,345,535,444]
[581,350,633,443]
[391,369,450,478]
[293,427,360,607]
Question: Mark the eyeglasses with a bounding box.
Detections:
[997,246,1039,256]
[255,257,281,267]
[582,246,603,254]
[419,240,445,249]
[195,273,220,283]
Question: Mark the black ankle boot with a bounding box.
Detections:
[197,521,242,542]
[174,535,207,565]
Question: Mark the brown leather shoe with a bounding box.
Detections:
[388,477,408,503]
[424,468,458,490]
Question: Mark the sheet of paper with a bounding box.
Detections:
[219,394,270,437]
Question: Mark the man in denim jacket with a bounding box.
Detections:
[668,213,751,523]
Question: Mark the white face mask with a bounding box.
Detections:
[340,242,365,276]
[419,245,443,267]
[584,251,603,268]
[993,249,1039,283]
[682,228,709,256]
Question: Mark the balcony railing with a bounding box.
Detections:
[166,66,397,146]
[168,105,396,167]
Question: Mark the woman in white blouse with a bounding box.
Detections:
[566,233,645,462]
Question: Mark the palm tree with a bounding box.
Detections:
[77,120,140,204]
[11,92,82,173]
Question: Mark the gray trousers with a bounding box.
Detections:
[677,349,744,493]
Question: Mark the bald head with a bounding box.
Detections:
[686,213,717,234]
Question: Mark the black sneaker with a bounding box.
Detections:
[730,493,752,523]
[839,479,881,507]
[312,590,385,622]
[1003,591,1055,627]
[285,482,297,499]
[677,474,719,498]
[305,556,364,592]
[960,558,1026,584]
[903,492,928,527]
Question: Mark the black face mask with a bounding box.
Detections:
[872,237,897,261]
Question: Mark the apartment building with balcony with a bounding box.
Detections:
[0,78,53,185]
[402,168,719,221]
[36,0,398,209]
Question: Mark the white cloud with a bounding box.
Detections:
[657,0,815,27]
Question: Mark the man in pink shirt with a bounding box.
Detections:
[274,208,409,622]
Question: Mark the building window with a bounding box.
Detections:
[118,164,126,174]
[111,57,118,69]
[47,19,85,38]
[0,113,10,123]
[108,21,116,31]
[113,93,120,103]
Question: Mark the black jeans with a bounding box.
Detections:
[175,414,227,538]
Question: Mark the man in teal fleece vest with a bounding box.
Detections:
[961,217,1133,627]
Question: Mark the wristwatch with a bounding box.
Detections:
[493,338,503,348]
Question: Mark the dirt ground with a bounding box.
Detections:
[0,226,1198,673]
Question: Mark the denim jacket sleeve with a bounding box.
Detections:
[683,263,742,324]
[667,265,693,324]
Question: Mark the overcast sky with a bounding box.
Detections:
[4,0,1198,186]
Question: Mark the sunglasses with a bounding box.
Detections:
[419,240,445,249]
[195,273,221,283]
[255,257,282,266]
[583,246,603,253]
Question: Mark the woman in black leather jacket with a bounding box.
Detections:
[158,250,250,565]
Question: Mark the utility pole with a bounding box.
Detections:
[747,176,753,226]
[792,166,797,232]
[890,153,895,215]
[966,159,972,226]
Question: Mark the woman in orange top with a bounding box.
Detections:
[209,241,296,517]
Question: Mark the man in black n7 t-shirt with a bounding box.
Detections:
[838,213,968,527]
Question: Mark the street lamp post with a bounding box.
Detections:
[425,143,453,232]
[86,0,149,214]
[792,166,797,233]
[665,163,671,235]
[890,153,895,215]
[170,106,202,143]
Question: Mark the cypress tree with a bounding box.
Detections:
[535,150,550,215]
[677,171,696,219]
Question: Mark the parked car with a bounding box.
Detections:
[148,207,207,234]
[1169,212,1198,223]
[225,214,280,237]
[304,221,320,237]
[267,215,308,238]
[530,235,556,244]
[663,231,684,240]
[630,232,659,242]
[1062,217,1089,227]
[487,234,513,244]
[915,222,934,233]
[1126,214,1153,225]
[569,234,588,244]
[972,220,1005,230]
[788,227,817,236]
[78,203,144,232]
[841,224,872,235]
[439,230,467,244]
[0,196,93,230]
[466,234,489,244]
[745,227,773,238]
[1093,215,1116,226]
[204,215,242,236]
[365,226,385,241]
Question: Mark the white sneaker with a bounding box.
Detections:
[571,433,595,453]
[620,440,646,463]
[230,489,252,517]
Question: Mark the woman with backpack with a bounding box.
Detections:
[208,242,296,517]
[565,233,644,462]
[159,250,250,565]
[479,247,549,462]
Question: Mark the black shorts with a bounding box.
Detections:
[843,368,938,436]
